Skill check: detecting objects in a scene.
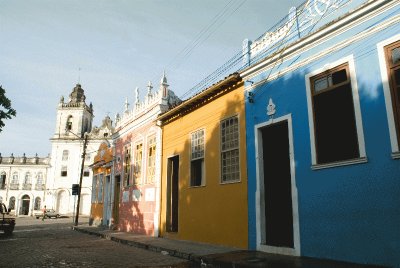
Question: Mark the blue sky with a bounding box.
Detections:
[0,0,303,157]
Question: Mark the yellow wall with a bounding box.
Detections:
[90,203,104,225]
[160,82,248,248]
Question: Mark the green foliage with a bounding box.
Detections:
[0,85,16,132]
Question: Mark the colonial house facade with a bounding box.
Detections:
[0,153,50,216]
[241,0,400,266]
[111,73,180,235]
[157,73,248,248]
[48,84,113,216]
[90,142,114,227]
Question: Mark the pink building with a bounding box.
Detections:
[113,73,180,236]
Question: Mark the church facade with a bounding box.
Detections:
[47,84,114,216]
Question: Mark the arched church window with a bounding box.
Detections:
[84,118,89,133]
[66,115,73,131]
[9,196,15,210]
[62,150,69,161]
[34,197,41,210]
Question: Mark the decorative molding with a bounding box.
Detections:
[266,98,276,117]
[242,0,398,83]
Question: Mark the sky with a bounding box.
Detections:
[0,0,304,157]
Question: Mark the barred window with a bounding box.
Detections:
[221,116,240,183]
[146,136,156,184]
[133,143,143,185]
[190,129,205,187]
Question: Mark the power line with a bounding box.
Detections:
[148,0,248,91]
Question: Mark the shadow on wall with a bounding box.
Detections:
[160,84,249,248]
[119,187,151,235]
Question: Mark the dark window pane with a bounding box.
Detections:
[394,68,400,85]
[332,69,347,85]
[191,159,203,186]
[313,82,359,164]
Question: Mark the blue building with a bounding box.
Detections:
[241,0,400,266]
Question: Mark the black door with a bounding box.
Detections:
[261,120,294,248]
[167,156,179,232]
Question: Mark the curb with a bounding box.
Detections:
[72,226,204,263]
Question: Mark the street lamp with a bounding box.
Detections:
[66,129,88,226]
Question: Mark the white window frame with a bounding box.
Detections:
[377,33,400,158]
[305,55,366,169]
[190,128,205,187]
[220,115,241,184]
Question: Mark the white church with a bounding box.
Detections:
[0,83,113,217]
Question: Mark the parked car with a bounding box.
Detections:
[0,202,15,235]
[34,209,60,219]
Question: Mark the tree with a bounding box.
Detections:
[0,85,16,132]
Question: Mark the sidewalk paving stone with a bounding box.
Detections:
[72,225,388,267]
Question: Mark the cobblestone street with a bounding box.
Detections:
[0,217,193,268]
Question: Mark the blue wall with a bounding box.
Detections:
[245,6,400,267]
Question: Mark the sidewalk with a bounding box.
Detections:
[72,225,386,267]
[72,224,235,263]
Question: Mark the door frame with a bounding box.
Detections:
[254,114,300,256]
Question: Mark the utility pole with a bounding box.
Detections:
[74,133,88,226]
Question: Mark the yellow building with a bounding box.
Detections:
[158,73,248,248]
[89,142,114,227]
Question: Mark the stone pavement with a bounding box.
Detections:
[72,225,387,267]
